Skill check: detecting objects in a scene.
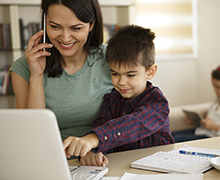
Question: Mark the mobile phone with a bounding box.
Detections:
[43,13,46,51]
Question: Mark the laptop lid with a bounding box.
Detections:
[0,109,72,180]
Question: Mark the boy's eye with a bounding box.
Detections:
[111,72,118,76]
[128,74,135,77]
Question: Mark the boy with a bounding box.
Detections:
[63,25,174,165]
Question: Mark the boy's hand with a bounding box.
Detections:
[63,133,99,158]
[80,152,109,167]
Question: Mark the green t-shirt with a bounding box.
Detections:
[10,44,113,141]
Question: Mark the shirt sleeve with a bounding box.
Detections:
[88,91,170,153]
[10,55,30,82]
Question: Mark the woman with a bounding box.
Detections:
[10,0,113,142]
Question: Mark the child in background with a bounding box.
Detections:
[172,66,220,142]
[63,25,174,166]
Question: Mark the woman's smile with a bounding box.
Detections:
[58,41,76,50]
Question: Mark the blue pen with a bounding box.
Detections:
[179,150,219,158]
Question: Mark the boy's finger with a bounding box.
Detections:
[95,153,103,166]
[80,144,91,157]
[63,138,71,149]
[68,143,77,156]
[84,157,92,166]
[102,156,109,166]
[90,156,98,166]
[80,158,86,166]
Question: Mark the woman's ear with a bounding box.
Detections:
[146,64,157,80]
[89,19,96,32]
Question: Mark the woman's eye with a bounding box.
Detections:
[51,25,59,29]
[72,27,82,31]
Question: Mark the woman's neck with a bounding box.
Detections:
[62,50,87,75]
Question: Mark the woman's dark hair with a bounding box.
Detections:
[41,0,103,77]
[212,66,220,80]
[106,25,155,71]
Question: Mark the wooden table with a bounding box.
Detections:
[68,137,220,180]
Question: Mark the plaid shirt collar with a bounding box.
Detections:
[116,81,153,110]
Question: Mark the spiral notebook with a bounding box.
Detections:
[131,151,212,174]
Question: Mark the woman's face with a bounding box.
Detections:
[212,77,220,98]
[46,4,94,58]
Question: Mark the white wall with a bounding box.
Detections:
[2,2,216,108]
[151,0,220,107]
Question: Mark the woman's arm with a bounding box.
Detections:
[11,71,46,108]
[11,72,29,108]
[11,30,53,109]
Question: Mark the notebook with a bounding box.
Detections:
[131,148,214,174]
[0,109,108,180]
[182,109,203,127]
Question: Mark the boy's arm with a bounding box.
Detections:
[63,133,99,158]
[89,88,172,153]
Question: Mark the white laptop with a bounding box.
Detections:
[0,109,108,180]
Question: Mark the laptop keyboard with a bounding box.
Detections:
[69,166,103,180]
[71,173,96,180]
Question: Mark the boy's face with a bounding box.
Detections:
[109,62,149,99]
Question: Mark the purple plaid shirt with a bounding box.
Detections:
[88,81,174,153]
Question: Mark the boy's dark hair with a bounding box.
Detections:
[106,25,156,70]
[41,0,103,77]
[212,66,220,80]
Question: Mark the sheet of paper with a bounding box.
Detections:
[120,172,204,180]
[101,177,121,180]
[169,144,220,155]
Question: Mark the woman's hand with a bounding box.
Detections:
[63,133,99,158]
[200,118,220,131]
[25,30,53,77]
[80,152,109,167]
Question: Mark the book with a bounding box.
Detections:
[130,144,220,174]
[19,19,25,50]
[0,23,12,50]
[0,71,10,95]
[182,109,203,127]
[103,24,119,44]
[19,19,41,50]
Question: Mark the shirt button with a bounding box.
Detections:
[123,112,126,115]
[104,136,108,140]
[117,132,121,136]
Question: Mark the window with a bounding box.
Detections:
[135,0,197,59]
